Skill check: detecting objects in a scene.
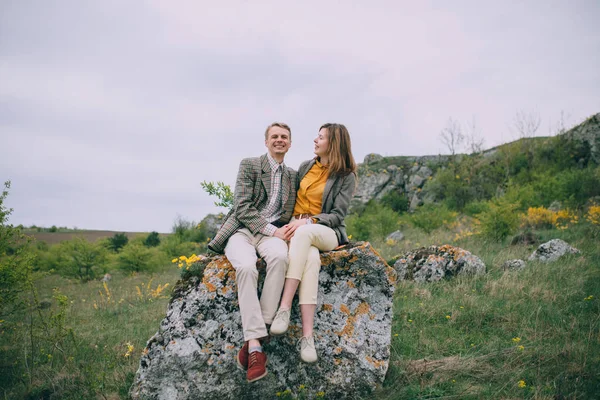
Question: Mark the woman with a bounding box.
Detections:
[270,123,357,363]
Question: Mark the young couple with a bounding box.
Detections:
[208,122,357,382]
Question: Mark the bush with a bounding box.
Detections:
[346,202,401,241]
[463,200,490,217]
[159,235,203,258]
[172,216,208,243]
[0,181,34,319]
[116,244,169,273]
[477,198,519,242]
[408,203,457,234]
[380,191,409,214]
[106,232,129,252]
[144,231,161,247]
[34,238,108,280]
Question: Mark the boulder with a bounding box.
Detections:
[386,230,405,242]
[130,242,397,400]
[199,213,226,239]
[393,245,486,283]
[528,239,580,263]
[501,259,527,271]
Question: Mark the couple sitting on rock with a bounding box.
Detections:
[208,122,357,383]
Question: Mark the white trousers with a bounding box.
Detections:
[286,223,338,304]
[224,228,288,341]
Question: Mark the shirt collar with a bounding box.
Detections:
[315,159,328,168]
[266,153,285,171]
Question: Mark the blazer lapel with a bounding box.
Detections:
[322,175,336,207]
[281,167,291,207]
[260,154,272,197]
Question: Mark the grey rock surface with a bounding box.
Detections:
[386,230,405,242]
[131,242,397,400]
[528,239,580,263]
[565,113,600,164]
[393,245,486,282]
[501,259,527,271]
[199,213,226,238]
[364,153,384,164]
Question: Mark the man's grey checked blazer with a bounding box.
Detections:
[208,154,298,253]
[296,159,357,245]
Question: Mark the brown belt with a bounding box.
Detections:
[293,213,313,219]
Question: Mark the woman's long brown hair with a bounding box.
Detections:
[320,123,357,177]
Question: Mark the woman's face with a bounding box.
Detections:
[314,128,329,159]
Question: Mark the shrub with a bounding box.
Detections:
[143,231,161,247]
[346,202,401,241]
[380,191,409,214]
[172,216,208,243]
[159,235,199,258]
[0,181,34,319]
[477,198,519,242]
[106,232,129,252]
[408,203,457,234]
[117,244,169,273]
[463,200,490,217]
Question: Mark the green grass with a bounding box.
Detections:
[0,268,180,399]
[2,226,599,399]
[377,224,600,399]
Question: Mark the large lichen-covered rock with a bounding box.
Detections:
[130,242,396,400]
[528,239,580,263]
[565,112,600,164]
[393,245,486,282]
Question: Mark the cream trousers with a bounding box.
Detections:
[224,228,288,341]
[286,222,338,304]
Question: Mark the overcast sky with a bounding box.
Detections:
[2,1,599,233]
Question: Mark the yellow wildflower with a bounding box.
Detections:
[124,342,134,357]
[518,380,526,388]
[512,337,521,343]
[518,345,524,351]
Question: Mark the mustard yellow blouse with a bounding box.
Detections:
[293,160,329,216]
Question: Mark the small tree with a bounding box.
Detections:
[0,181,34,319]
[67,237,107,281]
[201,181,234,209]
[143,231,161,247]
[440,118,464,158]
[107,232,129,252]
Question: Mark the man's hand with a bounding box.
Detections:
[273,225,293,240]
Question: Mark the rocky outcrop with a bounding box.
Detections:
[393,245,486,283]
[353,154,450,211]
[565,113,600,164]
[130,242,397,400]
[528,239,580,263]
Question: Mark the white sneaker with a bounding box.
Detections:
[298,336,318,363]
[270,308,291,336]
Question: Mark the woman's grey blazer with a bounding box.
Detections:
[297,159,357,245]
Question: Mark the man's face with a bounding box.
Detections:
[265,126,291,158]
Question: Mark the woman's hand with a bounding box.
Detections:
[283,218,308,240]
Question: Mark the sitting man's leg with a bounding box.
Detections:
[224,229,268,382]
[256,234,289,325]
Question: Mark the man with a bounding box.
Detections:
[208,122,297,382]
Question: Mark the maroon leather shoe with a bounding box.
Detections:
[236,341,249,370]
[246,351,267,382]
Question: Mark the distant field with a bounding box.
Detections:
[23,230,171,245]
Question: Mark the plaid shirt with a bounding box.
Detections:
[260,154,285,235]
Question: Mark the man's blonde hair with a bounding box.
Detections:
[264,122,292,140]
